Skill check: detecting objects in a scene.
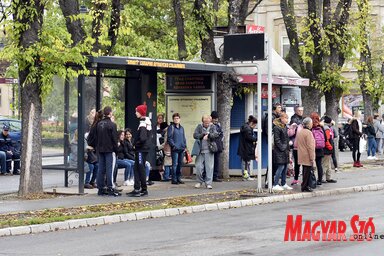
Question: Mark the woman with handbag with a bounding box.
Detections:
[193,115,219,189]
[296,117,316,192]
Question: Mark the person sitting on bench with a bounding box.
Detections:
[0,125,20,175]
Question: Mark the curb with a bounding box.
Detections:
[1,183,384,237]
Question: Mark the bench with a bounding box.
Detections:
[182,163,195,176]
[42,164,78,187]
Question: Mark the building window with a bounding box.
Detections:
[281,36,290,58]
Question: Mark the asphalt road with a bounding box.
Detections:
[1,190,383,256]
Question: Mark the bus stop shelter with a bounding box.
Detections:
[67,56,227,194]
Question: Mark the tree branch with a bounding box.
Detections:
[91,0,108,53]
[246,0,263,18]
[58,0,86,46]
[106,0,121,55]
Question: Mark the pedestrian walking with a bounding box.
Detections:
[310,112,325,186]
[366,116,377,160]
[350,111,363,167]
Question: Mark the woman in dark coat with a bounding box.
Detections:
[237,115,257,180]
[272,113,292,191]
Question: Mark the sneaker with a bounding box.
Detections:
[243,177,255,181]
[367,156,373,160]
[177,180,185,184]
[123,180,130,186]
[282,184,293,190]
[140,190,148,197]
[326,179,337,183]
[373,156,378,160]
[272,185,284,191]
[334,168,338,173]
[108,188,121,197]
[12,170,20,175]
[128,179,134,186]
[243,170,249,179]
[194,183,202,188]
[206,184,213,189]
[147,180,154,186]
[291,180,299,185]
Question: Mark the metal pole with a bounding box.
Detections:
[267,38,273,193]
[227,63,262,192]
[64,79,70,187]
[256,65,262,193]
[77,75,85,194]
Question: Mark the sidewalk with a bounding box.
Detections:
[0,151,383,215]
[2,151,384,237]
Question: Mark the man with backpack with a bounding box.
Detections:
[322,116,337,183]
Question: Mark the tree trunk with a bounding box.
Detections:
[301,85,321,116]
[173,0,188,60]
[15,0,44,196]
[324,87,342,125]
[361,86,373,118]
[217,73,232,179]
[58,0,85,45]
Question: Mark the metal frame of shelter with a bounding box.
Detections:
[72,56,227,194]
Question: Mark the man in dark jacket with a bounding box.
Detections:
[211,111,224,182]
[167,113,187,185]
[237,115,258,181]
[290,106,304,126]
[127,104,151,197]
[0,125,20,175]
[96,106,120,196]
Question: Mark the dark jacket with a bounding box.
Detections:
[366,123,376,138]
[116,140,128,160]
[237,123,257,161]
[167,123,187,152]
[124,139,135,160]
[0,132,14,152]
[213,122,224,153]
[290,114,304,125]
[350,119,362,139]
[272,119,290,165]
[135,117,151,152]
[96,117,118,153]
[262,112,279,138]
[193,123,219,154]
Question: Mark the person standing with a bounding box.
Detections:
[350,111,363,167]
[296,117,315,192]
[127,104,151,197]
[272,113,292,191]
[322,116,337,183]
[288,106,304,185]
[211,111,224,182]
[96,106,120,196]
[237,115,258,181]
[193,115,219,189]
[366,116,377,160]
[310,112,325,185]
[167,113,187,185]
[373,114,384,155]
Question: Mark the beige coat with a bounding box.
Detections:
[296,128,315,166]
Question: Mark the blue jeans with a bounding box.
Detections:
[171,150,184,182]
[97,152,115,189]
[367,137,377,157]
[0,151,6,174]
[274,164,288,186]
[116,159,134,181]
[163,166,171,180]
[85,162,98,184]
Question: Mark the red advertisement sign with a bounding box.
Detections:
[246,25,265,34]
